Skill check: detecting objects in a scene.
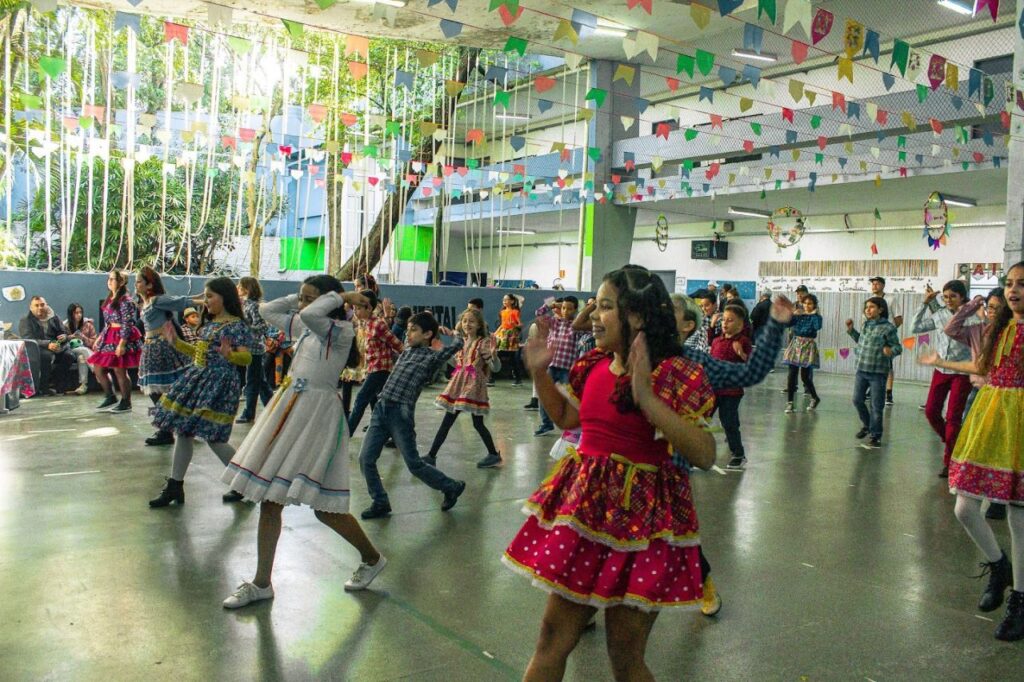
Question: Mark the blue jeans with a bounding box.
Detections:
[359,399,461,506]
[241,357,274,419]
[853,371,888,439]
[538,366,571,430]
[348,370,390,435]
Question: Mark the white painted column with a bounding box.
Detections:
[1005,1,1024,266]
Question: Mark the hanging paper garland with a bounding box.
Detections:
[766,206,806,250]
[923,191,950,249]
[655,213,669,252]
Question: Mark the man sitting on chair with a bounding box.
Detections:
[18,296,74,396]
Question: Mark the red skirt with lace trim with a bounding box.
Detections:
[502,452,703,611]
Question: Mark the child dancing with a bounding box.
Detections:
[221,276,385,608]
[148,277,253,507]
[495,293,525,385]
[783,294,823,413]
[88,269,143,413]
[347,290,404,434]
[846,297,902,449]
[358,313,467,519]
[921,262,1024,640]
[710,304,753,470]
[425,307,502,469]
[505,265,716,680]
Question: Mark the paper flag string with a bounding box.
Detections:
[537,99,554,113]
[348,61,368,80]
[428,0,459,10]
[978,0,1000,21]
[758,0,777,24]
[346,35,369,59]
[114,12,140,34]
[916,84,928,103]
[696,50,715,76]
[906,50,923,81]
[811,8,834,44]
[585,88,608,107]
[791,40,808,64]
[891,40,909,76]
[782,108,794,123]
[928,54,946,90]
[690,2,711,28]
[882,73,896,91]
[743,23,764,54]
[493,91,511,109]
[783,0,812,37]
[38,55,66,79]
[498,3,524,24]
[111,71,140,90]
[613,64,636,86]
[946,63,959,91]
[227,36,251,55]
[564,53,584,70]
[718,0,743,16]
[719,66,737,86]
[164,22,189,45]
[789,79,804,102]
[739,97,753,112]
[837,57,853,82]
[627,0,653,13]
[844,19,864,58]
[677,54,695,78]
[553,19,578,44]
[534,76,556,94]
[504,36,527,56]
[440,19,463,38]
[394,69,415,90]
[699,87,714,103]
[743,64,761,89]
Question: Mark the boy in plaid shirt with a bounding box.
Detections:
[533,296,583,436]
[359,312,467,519]
[846,297,903,449]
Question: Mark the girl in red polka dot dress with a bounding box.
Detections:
[504,265,717,680]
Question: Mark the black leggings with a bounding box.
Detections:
[497,350,524,382]
[786,365,819,401]
[427,410,498,459]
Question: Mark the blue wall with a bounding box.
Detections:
[0,269,586,334]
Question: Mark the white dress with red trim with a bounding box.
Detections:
[222,293,356,513]
[503,351,716,611]
[435,337,497,416]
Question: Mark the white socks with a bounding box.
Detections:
[170,437,236,480]
[954,495,1002,563]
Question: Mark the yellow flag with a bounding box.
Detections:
[901,111,917,131]
[553,19,578,45]
[444,80,466,97]
[416,50,439,67]
[946,63,959,91]
[690,3,711,29]
[843,19,864,59]
[789,79,804,102]
[613,64,636,86]
[739,97,753,112]
[837,56,854,83]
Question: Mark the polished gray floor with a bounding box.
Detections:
[2,372,1023,681]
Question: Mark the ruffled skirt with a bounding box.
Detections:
[949,385,1024,504]
[503,451,703,611]
[138,338,190,395]
[782,336,819,369]
[87,326,143,369]
[222,379,351,513]
[153,364,241,443]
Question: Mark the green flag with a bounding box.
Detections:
[38,56,66,79]
[585,88,608,108]
[19,92,42,110]
[758,0,777,24]
[282,18,304,39]
[916,84,928,103]
[750,122,762,136]
[684,129,699,142]
[493,91,511,109]
[810,115,821,129]
[696,49,715,76]
[504,36,527,56]
[676,54,695,78]
[314,0,338,8]
[228,36,252,55]
[891,40,909,77]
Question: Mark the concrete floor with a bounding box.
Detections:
[2,371,1023,681]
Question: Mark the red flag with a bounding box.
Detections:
[832,91,846,112]
[513,163,525,175]
[498,3,524,25]
[665,77,680,92]
[221,136,236,150]
[611,174,622,183]
[876,109,888,125]
[534,76,557,93]
[787,169,797,181]
[624,159,636,171]
[710,114,723,129]
[238,127,255,142]
[341,152,353,165]
[560,148,571,162]
[782,108,794,123]
[928,54,946,91]
[655,122,671,140]
[164,22,189,45]
[817,136,827,151]
[791,41,808,65]
[1001,110,1011,129]
[743,140,754,153]
[626,0,653,14]
[973,152,984,163]
[870,242,879,255]
[899,167,908,177]
[811,9,834,45]
[977,0,999,21]
[929,118,943,134]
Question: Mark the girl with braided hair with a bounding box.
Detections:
[505,264,716,680]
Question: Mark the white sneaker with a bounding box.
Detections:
[784,402,795,414]
[344,555,387,591]
[74,384,88,395]
[222,581,274,609]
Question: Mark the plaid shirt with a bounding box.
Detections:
[361,315,404,373]
[911,300,975,374]
[378,338,464,405]
[848,318,902,374]
[535,304,583,370]
[682,318,783,390]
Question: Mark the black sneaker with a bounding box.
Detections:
[477,452,502,469]
[524,399,539,411]
[222,490,244,503]
[995,590,1024,641]
[360,502,392,520]
[938,466,949,478]
[861,437,882,449]
[422,455,437,467]
[725,456,746,470]
[96,394,118,411]
[885,391,894,406]
[855,427,870,439]
[109,399,132,414]
[235,415,253,424]
[441,480,466,511]
[534,426,555,437]
[145,431,174,446]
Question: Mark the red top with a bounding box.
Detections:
[710,334,753,397]
[572,354,715,467]
[361,315,404,373]
[990,322,1024,390]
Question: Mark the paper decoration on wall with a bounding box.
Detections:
[696,49,715,76]
[2,286,25,302]
[767,206,805,249]
[906,50,922,81]
[811,8,834,44]
[843,19,864,58]
[923,191,950,249]
[613,64,636,86]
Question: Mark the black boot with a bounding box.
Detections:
[149,478,185,508]
[109,397,132,414]
[995,590,1024,641]
[145,431,174,446]
[978,552,1013,612]
[222,490,244,503]
[96,392,118,411]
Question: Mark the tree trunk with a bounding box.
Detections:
[336,48,479,281]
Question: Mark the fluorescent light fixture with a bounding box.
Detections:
[731,49,778,63]
[594,20,629,38]
[940,193,977,207]
[498,229,536,235]
[728,206,772,218]
[353,0,406,6]
[937,0,975,15]
[494,113,531,121]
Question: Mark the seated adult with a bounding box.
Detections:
[64,302,98,395]
[18,296,74,395]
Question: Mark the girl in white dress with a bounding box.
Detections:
[221,275,386,608]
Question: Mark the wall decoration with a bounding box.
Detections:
[655,214,669,252]
[766,206,806,251]
[923,192,950,250]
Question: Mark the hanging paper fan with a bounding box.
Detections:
[923,191,950,250]
[655,214,669,252]
[766,206,806,249]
